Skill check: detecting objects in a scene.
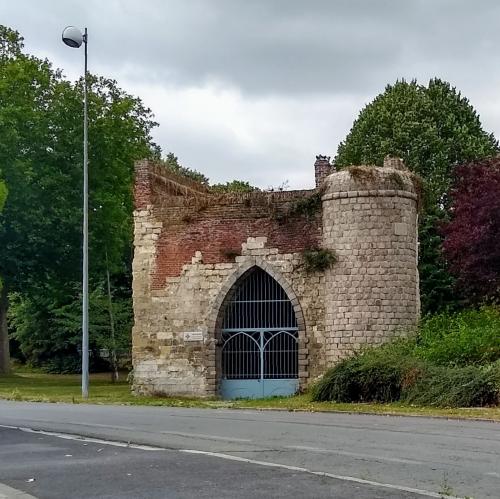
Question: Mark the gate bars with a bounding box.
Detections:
[221,268,298,381]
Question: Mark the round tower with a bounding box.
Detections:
[321,157,419,364]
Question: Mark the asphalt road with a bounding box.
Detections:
[0,401,498,499]
[0,427,422,499]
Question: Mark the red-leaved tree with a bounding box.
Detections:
[442,158,500,303]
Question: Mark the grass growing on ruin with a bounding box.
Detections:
[1,370,499,421]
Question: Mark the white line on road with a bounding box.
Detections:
[180,449,463,499]
[484,471,500,478]
[285,444,425,465]
[0,425,165,451]
[71,422,137,431]
[1,424,465,498]
[160,430,252,443]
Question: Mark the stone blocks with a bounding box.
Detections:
[131,159,419,397]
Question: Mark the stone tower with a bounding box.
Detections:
[321,157,420,363]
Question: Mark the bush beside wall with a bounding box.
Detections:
[312,307,500,407]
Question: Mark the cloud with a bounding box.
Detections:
[130,80,365,188]
[2,0,500,187]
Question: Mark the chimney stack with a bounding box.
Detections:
[314,155,332,187]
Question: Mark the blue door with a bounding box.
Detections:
[219,268,299,399]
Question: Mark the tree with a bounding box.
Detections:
[9,283,132,373]
[442,158,500,304]
[0,25,158,372]
[335,79,498,204]
[0,174,7,372]
[211,180,257,193]
[162,152,209,185]
[161,152,257,193]
[335,78,498,313]
[418,206,458,314]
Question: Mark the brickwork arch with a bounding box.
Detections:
[205,258,307,395]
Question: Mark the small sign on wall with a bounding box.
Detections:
[183,331,204,342]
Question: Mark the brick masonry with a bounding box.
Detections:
[131,157,419,397]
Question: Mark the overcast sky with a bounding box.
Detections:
[2,0,500,188]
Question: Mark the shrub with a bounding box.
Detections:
[311,337,500,408]
[403,362,500,407]
[311,356,402,403]
[311,339,423,403]
[416,307,500,366]
[41,355,82,374]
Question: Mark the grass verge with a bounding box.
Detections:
[0,371,499,421]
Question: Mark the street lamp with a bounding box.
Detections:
[62,26,89,399]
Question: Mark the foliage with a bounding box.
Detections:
[335,78,498,204]
[162,153,258,193]
[312,343,500,408]
[211,179,257,193]
[335,78,498,313]
[416,307,500,366]
[302,248,336,272]
[0,26,22,60]
[0,178,6,212]
[161,152,209,185]
[0,33,158,291]
[288,191,323,218]
[0,174,6,291]
[0,25,158,370]
[441,159,500,303]
[418,206,459,314]
[403,362,500,407]
[8,283,132,373]
[311,340,419,403]
[312,306,500,407]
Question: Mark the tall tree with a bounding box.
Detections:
[0,174,7,372]
[442,158,500,304]
[335,79,498,204]
[0,26,158,371]
[335,79,498,313]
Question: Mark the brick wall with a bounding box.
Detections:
[131,158,419,397]
[132,160,325,396]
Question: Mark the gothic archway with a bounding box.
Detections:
[217,267,299,399]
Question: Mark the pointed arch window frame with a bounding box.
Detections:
[206,260,308,394]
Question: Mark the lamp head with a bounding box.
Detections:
[62,26,84,48]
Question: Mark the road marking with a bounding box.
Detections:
[72,422,136,431]
[0,482,38,499]
[484,471,500,478]
[0,424,467,498]
[286,445,424,465]
[180,449,463,499]
[0,425,164,451]
[160,430,251,443]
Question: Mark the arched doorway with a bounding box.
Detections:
[219,267,299,399]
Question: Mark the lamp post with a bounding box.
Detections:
[62,26,89,399]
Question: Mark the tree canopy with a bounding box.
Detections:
[335,79,498,204]
[442,158,500,304]
[0,25,158,371]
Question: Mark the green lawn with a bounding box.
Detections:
[0,371,499,421]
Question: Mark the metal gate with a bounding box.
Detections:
[220,268,298,399]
